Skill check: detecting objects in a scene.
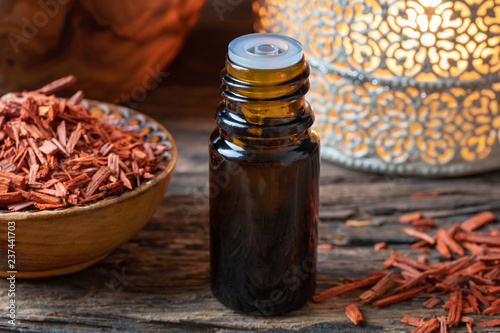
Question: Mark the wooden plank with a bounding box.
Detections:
[1,118,499,332]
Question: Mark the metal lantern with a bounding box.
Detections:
[255,0,500,176]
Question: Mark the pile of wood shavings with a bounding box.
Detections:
[0,76,170,211]
[315,211,500,332]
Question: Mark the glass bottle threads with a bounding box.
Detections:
[209,33,319,315]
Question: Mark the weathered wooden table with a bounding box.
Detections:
[1,1,499,332]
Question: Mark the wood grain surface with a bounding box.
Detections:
[1,1,499,332]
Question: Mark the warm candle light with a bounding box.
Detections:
[256,0,500,176]
[419,0,442,6]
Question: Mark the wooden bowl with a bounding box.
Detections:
[0,100,176,278]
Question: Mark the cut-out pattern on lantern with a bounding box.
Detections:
[255,0,500,176]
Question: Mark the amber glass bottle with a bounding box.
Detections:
[209,33,319,316]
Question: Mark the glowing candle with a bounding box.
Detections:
[256,0,500,176]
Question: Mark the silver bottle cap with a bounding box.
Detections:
[228,33,303,70]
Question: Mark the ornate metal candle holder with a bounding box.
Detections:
[256,0,500,176]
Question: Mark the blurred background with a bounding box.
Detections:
[2,0,500,176]
[0,0,254,118]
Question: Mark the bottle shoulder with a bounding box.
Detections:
[210,127,319,164]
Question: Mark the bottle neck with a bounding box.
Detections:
[217,57,313,147]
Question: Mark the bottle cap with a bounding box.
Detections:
[228,33,303,70]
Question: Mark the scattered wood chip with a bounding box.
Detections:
[317,244,332,250]
[402,314,425,327]
[446,290,462,327]
[374,242,387,251]
[21,190,60,205]
[57,120,67,147]
[317,211,500,331]
[34,75,77,95]
[423,297,441,309]
[313,275,385,303]
[461,211,496,232]
[120,169,133,190]
[0,192,23,205]
[85,166,111,197]
[8,200,34,211]
[437,316,448,333]
[38,140,58,156]
[63,173,91,191]
[346,220,370,227]
[414,317,439,333]
[403,227,436,245]
[0,177,11,193]
[455,232,500,246]
[399,211,423,223]
[436,236,452,259]
[411,218,436,229]
[475,319,500,327]
[372,285,429,307]
[0,170,25,188]
[360,272,394,304]
[437,228,465,256]
[107,153,120,178]
[345,304,363,325]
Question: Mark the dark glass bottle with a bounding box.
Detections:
[209,33,319,316]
